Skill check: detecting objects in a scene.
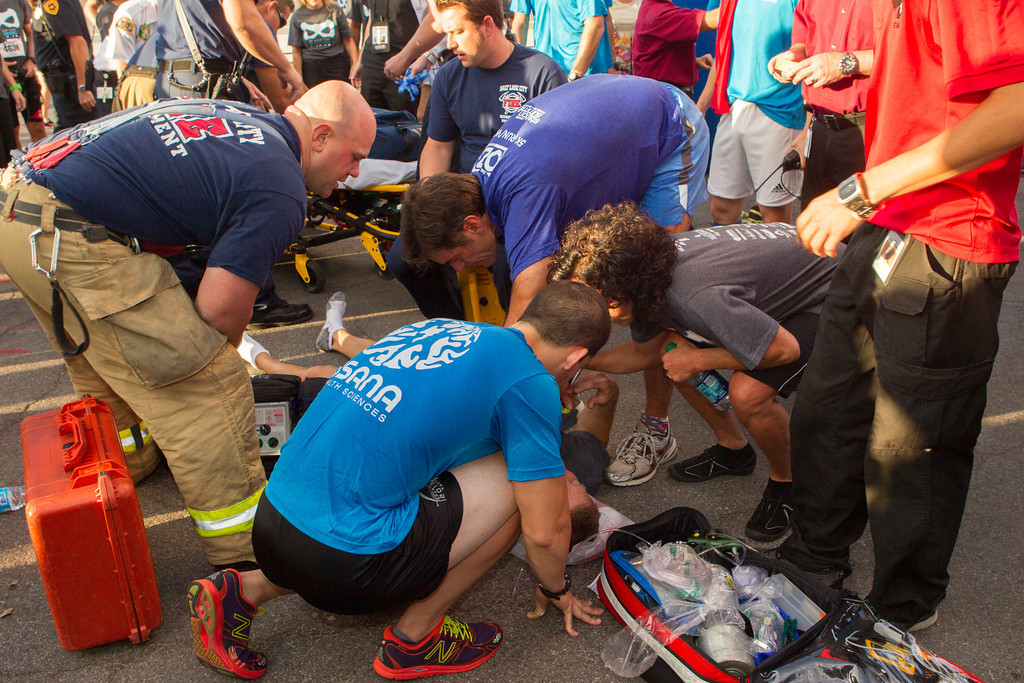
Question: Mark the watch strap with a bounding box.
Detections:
[538,571,572,599]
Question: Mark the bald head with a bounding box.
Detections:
[287,81,376,197]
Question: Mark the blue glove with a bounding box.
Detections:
[397,68,429,100]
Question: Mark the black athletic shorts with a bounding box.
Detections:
[253,471,463,615]
[742,310,820,397]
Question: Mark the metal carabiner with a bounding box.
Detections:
[29,227,61,281]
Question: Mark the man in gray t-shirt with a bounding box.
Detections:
[551,203,842,543]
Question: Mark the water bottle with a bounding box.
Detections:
[665,343,731,411]
[0,486,26,513]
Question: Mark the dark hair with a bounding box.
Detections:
[549,202,675,329]
[570,499,600,547]
[435,0,503,29]
[401,173,485,272]
[518,281,610,356]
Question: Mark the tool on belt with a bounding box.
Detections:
[9,100,286,357]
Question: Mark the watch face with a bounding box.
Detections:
[837,176,858,202]
[840,53,857,75]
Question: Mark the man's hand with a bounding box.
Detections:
[350,61,362,89]
[527,588,603,637]
[790,52,845,88]
[563,370,616,411]
[11,88,25,111]
[78,88,96,111]
[796,188,862,257]
[384,50,416,82]
[696,54,714,71]
[661,335,704,383]
[23,60,36,78]
[768,46,806,82]
[242,77,273,111]
[279,68,307,102]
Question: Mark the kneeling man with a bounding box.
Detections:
[187,281,608,679]
[551,203,841,542]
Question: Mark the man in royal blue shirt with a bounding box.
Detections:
[185,282,610,679]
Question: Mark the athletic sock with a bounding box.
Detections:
[324,294,347,341]
[237,333,269,371]
[764,478,793,500]
[392,626,423,645]
[639,412,669,437]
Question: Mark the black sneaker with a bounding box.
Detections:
[745,486,794,542]
[667,443,757,483]
[249,301,314,327]
[764,548,851,590]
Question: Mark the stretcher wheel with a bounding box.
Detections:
[300,260,324,293]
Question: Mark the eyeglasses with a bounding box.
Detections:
[275,6,286,28]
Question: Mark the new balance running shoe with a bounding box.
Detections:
[373,615,503,680]
[188,568,268,679]
[605,426,678,487]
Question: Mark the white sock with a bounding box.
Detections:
[237,333,270,371]
[324,295,347,340]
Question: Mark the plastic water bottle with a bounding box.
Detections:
[689,371,731,412]
[0,486,25,513]
[665,342,731,411]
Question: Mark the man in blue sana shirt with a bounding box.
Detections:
[185,282,609,680]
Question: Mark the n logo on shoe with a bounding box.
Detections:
[426,640,459,663]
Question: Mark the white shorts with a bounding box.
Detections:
[707,99,803,208]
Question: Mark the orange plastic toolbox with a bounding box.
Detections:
[21,397,162,651]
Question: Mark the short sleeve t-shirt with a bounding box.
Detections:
[265,321,565,554]
[708,0,803,129]
[24,101,307,288]
[866,0,1024,263]
[510,0,609,76]
[427,43,567,173]
[630,225,840,369]
[288,4,351,60]
[473,74,688,281]
[0,0,31,69]
[33,0,92,71]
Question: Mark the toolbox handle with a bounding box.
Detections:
[57,410,87,471]
[97,471,150,643]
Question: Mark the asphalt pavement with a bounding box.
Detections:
[1,189,1023,681]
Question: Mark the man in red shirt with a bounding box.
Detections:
[631,1,718,96]
[768,0,873,210]
[777,0,1024,632]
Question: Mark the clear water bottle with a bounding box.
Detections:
[689,370,731,411]
[0,486,26,513]
[665,342,731,411]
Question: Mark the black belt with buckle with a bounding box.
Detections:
[157,58,236,75]
[808,107,866,131]
[1,190,137,248]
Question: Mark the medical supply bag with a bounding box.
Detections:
[596,507,983,682]
[20,397,162,651]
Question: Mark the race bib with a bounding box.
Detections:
[1,37,25,58]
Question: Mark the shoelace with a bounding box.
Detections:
[615,431,659,465]
[438,616,472,641]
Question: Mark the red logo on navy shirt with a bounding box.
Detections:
[173,117,232,140]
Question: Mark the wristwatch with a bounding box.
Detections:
[77,83,88,92]
[837,173,877,219]
[839,52,859,76]
[538,571,572,599]
[567,71,580,82]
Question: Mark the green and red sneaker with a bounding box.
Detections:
[373,615,503,680]
[188,568,268,679]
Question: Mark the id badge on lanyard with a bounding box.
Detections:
[370,0,390,52]
[872,230,909,284]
